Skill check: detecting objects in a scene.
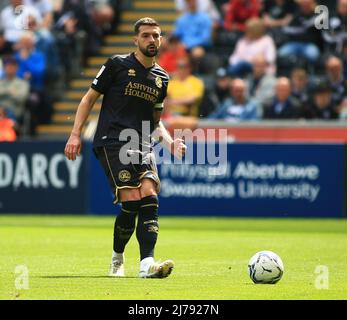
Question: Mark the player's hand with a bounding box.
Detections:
[64,133,81,161]
[171,138,187,160]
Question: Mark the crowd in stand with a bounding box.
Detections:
[0,0,121,140]
[159,0,347,126]
[1,0,346,142]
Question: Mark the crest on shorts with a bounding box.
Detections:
[119,170,131,182]
[128,69,136,77]
[155,76,162,88]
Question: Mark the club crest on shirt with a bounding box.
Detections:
[119,170,131,182]
[155,76,162,88]
[128,69,136,77]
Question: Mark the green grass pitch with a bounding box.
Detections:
[1,215,347,300]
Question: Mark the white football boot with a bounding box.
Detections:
[109,253,125,277]
[139,257,174,279]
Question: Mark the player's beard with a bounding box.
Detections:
[139,44,158,57]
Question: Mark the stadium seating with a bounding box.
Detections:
[36,0,178,138]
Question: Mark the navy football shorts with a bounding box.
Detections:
[93,142,160,204]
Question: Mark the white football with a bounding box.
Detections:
[248,251,284,284]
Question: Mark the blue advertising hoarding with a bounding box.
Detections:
[0,141,346,217]
[157,143,345,217]
[90,143,346,218]
[0,141,90,214]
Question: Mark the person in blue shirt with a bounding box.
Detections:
[14,31,52,135]
[208,78,259,121]
[263,77,303,119]
[173,0,212,63]
[15,32,46,92]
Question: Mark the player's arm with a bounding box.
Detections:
[152,109,187,159]
[64,88,101,161]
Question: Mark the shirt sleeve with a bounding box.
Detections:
[153,75,169,112]
[157,75,170,104]
[91,58,117,94]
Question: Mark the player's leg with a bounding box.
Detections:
[115,188,142,256]
[93,145,140,277]
[137,178,174,278]
[137,178,158,262]
[109,188,141,277]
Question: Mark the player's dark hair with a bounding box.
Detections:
[134,17,160,34]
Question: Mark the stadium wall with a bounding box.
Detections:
[0,140,346,218]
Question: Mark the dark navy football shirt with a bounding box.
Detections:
[91,53,169,147]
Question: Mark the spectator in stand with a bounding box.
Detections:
[15,32,45,92]
[0,0,42,46]
[90,1,114,35]
[54,10,85,80]
[303,79,339,119]
[24,0,54,29]
[158,35,188,76]
[323,0,347,54]
[0,56,29,126]
[245,55,276,110]
[164,57,204,118]
[262,0,296,28]
[228,18,276,77]
[55,0,114,58]
[55,0,97,57]
[0,29,8,78]
[173,0,212,61]
[54,0,114,67]
[175,0,222,28]
[0,30,9,78]
[290,68,310,105]
[0,29,13,55]
[0,104,17,142]
[223,0,260,33]
[107,0,122,34]
[15,31,52,134]
[200,67,233,117]
[208,78,259,122]
[263,77,302,119]
[212,67,233,107]
[215,0,230,13]
[261,0,296,46]
[325,56,347,107]
[278,0,322,64]
[26,13,63,100]
[341,39,347,79]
